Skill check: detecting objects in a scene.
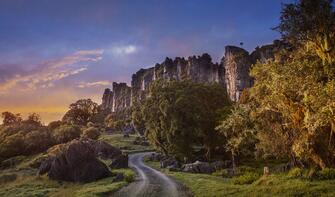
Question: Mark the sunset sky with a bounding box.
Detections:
[0,0,293,123]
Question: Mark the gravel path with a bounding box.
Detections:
[113,152,192,197]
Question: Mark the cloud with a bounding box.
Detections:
[111,45,137,56]
[77,80,112,88]
[0,49,103,94]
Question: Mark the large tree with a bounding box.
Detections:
[276,0,335,65]
[141,80,230,161]
[62,99,99,125]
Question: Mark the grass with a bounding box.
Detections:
[0,165,134,197]
[146,160,335,197]
[0,133,141,197]
[99,133,154,153]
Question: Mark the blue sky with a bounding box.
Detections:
[0,0,293,123]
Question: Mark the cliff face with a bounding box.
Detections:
[223,46,253,102]
[102,41,283,112]
[101,82,131,112]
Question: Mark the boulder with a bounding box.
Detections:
[210,160,231,170]
[160,157,179,168]
[110,154,128,169]
[38,139,111,183]
[182,161,215,174]
[89,140,122,159]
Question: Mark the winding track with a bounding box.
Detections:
[113,152,192,197]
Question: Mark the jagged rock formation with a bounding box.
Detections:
[101,41,283,111]
[102,82,131,112]
[224,46,253,102]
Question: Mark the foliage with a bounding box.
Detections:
[317,168,335,180]
[276,0,335,65]
[1,112,22,126]
[104,108,132,133]
[232,172,260,185]
[216,105,257,170]
[123,171,135,183]
[52,124,81,144]
[141,80,230,160]
[287,168,304,179]
[62,99,99,126]
[22,113,42,126]
[82,127,101,140]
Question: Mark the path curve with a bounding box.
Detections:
[113,152,192,197]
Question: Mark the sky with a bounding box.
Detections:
[0,0,293,123]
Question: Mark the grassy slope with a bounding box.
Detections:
[99,133,153,153]
[146,161,335,197]
[0,133,152,197]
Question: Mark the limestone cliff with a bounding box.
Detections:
[101,41,283,112]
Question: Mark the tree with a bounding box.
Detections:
[1,112,22,125]
[62,99,98,125]
[216,105,256,172]
[141,80,230,160]
[23,113,42,126]
[53,124,81,144]
[276,0,335,65]
[249,56,335,169]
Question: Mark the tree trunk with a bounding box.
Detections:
[231,150,236,174]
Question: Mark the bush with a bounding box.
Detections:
[317,168,335,180]
[53,125,81,144]
[233,172,260,185]
[212,169,230,178]
[82,127,101,140]
[124,171,135,183]
[287,167,304,179]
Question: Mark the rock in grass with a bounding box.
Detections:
[182,161,215,174]
[38,139,112,183]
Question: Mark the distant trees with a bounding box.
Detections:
[62,99,99,125]
[141,80,230,160]
[1,112,22,125]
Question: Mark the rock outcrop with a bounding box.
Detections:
[101,82,131,112]
[38,139,126,182]
[101,41,284,111]
[224,46,253,102]
[38,139,111,182]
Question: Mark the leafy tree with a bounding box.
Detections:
[249,56,335,169]
[276,0,335,65]
[62,99,98,125]
[1,112,22,126]
[53,124,81,144]
[141,80,230,160]
[216,105,256,172]
[23,113,42,126]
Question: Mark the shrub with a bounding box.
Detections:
[317,168,335,180]
[0,133,25,158]
[82,127,101,140]
[287,167,304,179]
[53,124,81,144]
[124,171,135,183]
[212,169,230,178]
[233,172,260,185]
